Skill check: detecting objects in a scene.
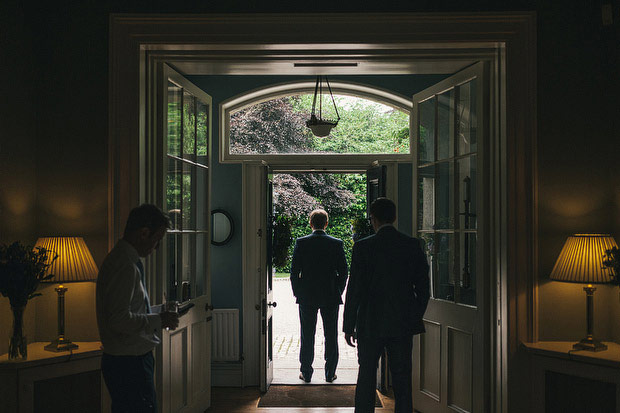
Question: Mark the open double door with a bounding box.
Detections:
[152,60,488,413]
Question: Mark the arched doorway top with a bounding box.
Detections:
[220,80,412,163]
[222,80,412,114]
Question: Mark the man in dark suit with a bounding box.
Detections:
[344,197,430,413]
[290,208,348,383]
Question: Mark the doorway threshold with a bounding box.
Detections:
[272,367,358,385]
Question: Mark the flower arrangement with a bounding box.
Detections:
[0,241,57,359]
[0,241,57,308]
[603,246,620,286]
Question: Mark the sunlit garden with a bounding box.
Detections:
[230,93,410,272]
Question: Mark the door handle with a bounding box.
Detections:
[261,299,277,318]
[205,303,214,311]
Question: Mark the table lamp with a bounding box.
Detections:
[549,233,618,351]
[34,237,98,352]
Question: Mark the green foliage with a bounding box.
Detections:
[230,97,312,154]
[290,94,410,154]
[0,242,57,307]
[273,173,368,272]
[165,87,207,228]
[351,216,374,242]
[232,94,410,155]
[272,215,294,269]
[230,92,407,272]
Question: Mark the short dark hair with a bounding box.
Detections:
[370,197,396,224]
[309,209,328,229]
[123,204,171,236]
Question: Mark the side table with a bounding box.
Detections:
[522,341,620,413]
[0,341,109,413]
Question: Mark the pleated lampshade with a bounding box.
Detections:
[550,234,619,284]
[34,237,98,283]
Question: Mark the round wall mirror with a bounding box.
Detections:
[211,209,234,246]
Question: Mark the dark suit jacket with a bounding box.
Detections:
[343,225,430,338]
[290,230,348,307]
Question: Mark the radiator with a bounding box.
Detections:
[212,309,240,362]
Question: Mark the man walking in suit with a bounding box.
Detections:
[344,198,430,413]
[290,208,348,383]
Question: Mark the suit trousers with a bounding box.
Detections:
[355,335,413,413]
[101,351,157,413]
[299,303,339,379]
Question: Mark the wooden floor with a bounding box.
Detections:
[206,386,395,412]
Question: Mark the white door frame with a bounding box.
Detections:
[109,13,537,413]
[242,163,398,391]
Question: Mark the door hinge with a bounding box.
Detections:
[257,228,262,237]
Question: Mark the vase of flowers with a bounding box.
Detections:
[0,242,57,360]
[603,246,620,286]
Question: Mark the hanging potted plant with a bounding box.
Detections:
[0,242,57,360]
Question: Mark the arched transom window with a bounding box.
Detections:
[220,81,412,163]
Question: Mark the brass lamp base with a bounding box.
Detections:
[45,337,79,352]
[573,337,607,352]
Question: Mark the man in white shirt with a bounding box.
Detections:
[96,204,179,413]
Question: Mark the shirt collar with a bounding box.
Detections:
[376,223,394,233]
[312,229,326,234]
[118,238,140,263]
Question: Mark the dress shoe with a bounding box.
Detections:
[299,373,311,383]
[326,374,337,383]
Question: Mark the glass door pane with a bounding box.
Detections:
[459,232,477,306]
[167,82,182,157]
[166,158,181,229]
[181,233,194,283]
[418,97,436,164]
[183,92,196,161]
[417,165,436,231]
[437,89,454,160]
[436,162,454,230]
[436,232,455,301]
[416,85,478,306]
[165,77,210,301]
[457,156,477,230]
[196,100,209,165]
[167,233,179,300]
[457,79,477,156]
[182,162,194,229]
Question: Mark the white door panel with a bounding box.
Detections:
[157,64,213,412]
[413,62,487,413]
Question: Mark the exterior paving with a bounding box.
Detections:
[272,278,359,384]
